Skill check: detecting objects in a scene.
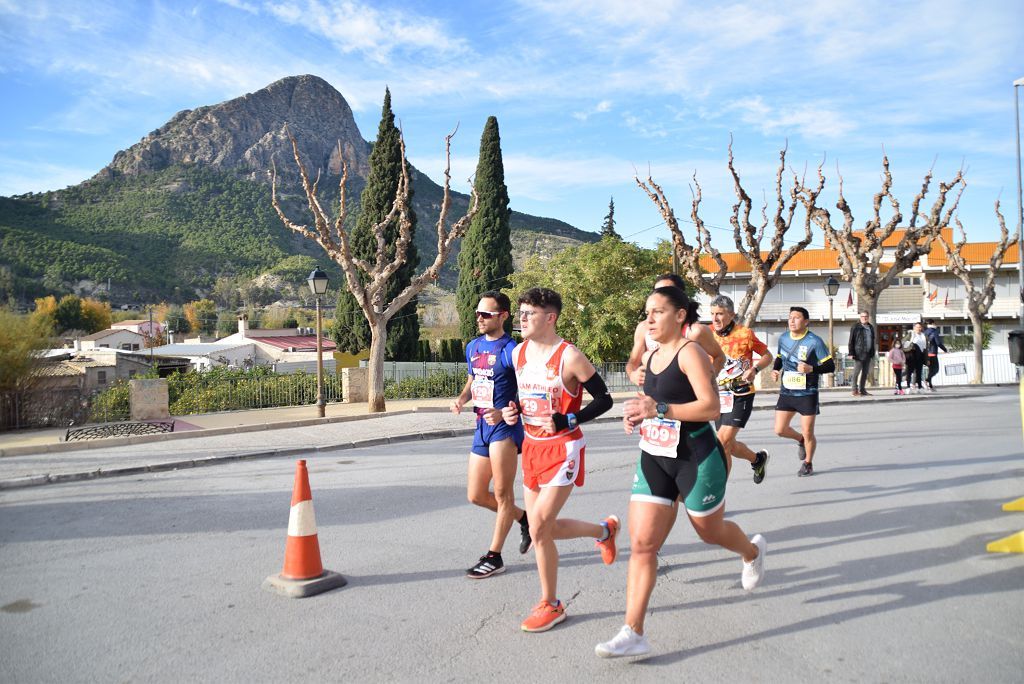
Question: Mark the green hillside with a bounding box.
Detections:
[0,163,595,307]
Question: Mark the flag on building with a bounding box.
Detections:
[928,287,939,302]
[944,290,949,306]
[846,290,853,307]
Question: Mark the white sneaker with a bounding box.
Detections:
[595,625,651,658]
[742,534,767,590]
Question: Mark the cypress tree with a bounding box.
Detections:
[601,196,619,239]
[331,88,420,359]
[456,116,513,341]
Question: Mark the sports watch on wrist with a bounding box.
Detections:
[566,413,578,430]
[656,402,668,419]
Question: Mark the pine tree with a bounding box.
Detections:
[601,196,619,239]
[331,88,420,359]
[456,116,514,340]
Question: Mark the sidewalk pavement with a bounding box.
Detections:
[0,386,982,491]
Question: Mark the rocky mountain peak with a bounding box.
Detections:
[96,74,371,181]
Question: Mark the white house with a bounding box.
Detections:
[112,319,164,337]
[79,328,145,351]
[697,228,1020,354]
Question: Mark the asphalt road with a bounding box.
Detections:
[2,389,1022,682]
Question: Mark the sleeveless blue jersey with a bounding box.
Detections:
[776,329,831,396]
[465,334,518,415]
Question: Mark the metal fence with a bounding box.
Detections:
[834,350,1018,388]
[1,389,89,431]
[166,373,343,415]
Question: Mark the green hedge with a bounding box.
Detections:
[384,370,464,399]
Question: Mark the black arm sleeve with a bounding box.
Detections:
[773,357,783,371]
[816,357,836,375]
[551,372,613,430]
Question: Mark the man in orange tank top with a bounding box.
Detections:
[501,287,616,633]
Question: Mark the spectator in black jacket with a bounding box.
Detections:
[848,311,876,396]
[924,319,948,391]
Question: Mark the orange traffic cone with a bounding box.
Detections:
[262,459,347,598]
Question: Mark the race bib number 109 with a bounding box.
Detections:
[639,417,682,458]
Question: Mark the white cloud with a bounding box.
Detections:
[725,97,858,141]
[216,0,260,13]
[265,0,468,63]
[572,100,613,122]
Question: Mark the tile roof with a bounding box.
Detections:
[927,240,1019,266]
[250,335,337,351]
[37,363,84,377]
[148,342,254,356]
[699,229,1015,274]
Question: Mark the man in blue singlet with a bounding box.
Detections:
[771,307,835,477]
[451,290,531,578]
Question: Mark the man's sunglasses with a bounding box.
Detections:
[475,310,503,320]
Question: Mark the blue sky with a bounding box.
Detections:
[1,0,1022,251]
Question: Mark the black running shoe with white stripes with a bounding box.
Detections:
[467,553,505,579]
[519,512,532,554]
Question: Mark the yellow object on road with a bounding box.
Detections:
[986,531,1024,554]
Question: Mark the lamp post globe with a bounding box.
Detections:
[824,275,840,299]
[307,267,329,417]
[307,266,329,296]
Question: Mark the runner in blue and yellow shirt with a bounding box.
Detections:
[771,306,835,477]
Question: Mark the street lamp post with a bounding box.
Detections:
[307,267,329,418]
[1014,76,1024,328]
[825,276,840,387]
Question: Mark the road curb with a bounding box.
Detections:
[0,409,424,458]
[0,425,479,492]
[0,391,973,492]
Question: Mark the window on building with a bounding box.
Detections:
[940,326,952,336]
[99,344,109,348]
[97,371,107,385]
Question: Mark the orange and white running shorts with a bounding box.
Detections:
[522,436,586,490]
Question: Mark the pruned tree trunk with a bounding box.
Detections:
[367,317,388,412]
[740,278,770,329]
[797,156,966,386]
[968,309,985,384]
[272,124,478,413]
[938,200,1017,386]
[636,140,812,324]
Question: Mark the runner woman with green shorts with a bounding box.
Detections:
[595,285,767,658]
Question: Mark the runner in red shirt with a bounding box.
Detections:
[501,287,615,633]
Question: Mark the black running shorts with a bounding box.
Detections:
[775,392,820,416]
[715,393,755,429]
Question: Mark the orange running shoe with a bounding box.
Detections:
[520,600,566,632]
[596,515,620,565]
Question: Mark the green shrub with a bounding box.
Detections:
[384,370,464,399]
[88,380,131,422]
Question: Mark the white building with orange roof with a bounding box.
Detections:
[697,228,1019,355]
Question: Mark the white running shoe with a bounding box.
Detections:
[595,625,651,658]
[742,534,767,590]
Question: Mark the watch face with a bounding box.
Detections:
[657,402,668,416]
